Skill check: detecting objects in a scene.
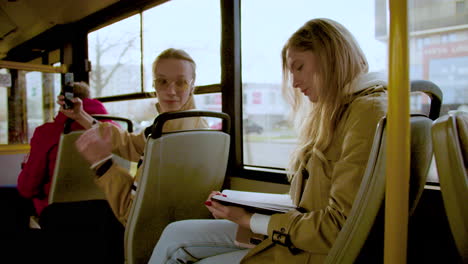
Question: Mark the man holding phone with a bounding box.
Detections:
[17,81,110,217]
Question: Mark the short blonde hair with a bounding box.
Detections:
[152,48,196,81]
[283,18,368,180]
[72,81,91,99]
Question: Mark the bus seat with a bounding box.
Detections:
[124,110,231,264]
[410,80,443,121]
[92,114,134,134]
[48,115,133,204]
[324,114,433,264]
[324,79,443,263]
[432,111,468,262]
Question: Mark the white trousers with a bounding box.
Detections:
[149,219,250,264]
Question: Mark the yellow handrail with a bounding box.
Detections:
[385,0,410,263]
[0,60,67,73]
[0,144,30,155]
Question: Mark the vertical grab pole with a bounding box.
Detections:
[385,0,410,263]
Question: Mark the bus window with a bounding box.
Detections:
[406,0,468,183]
[102,92,222,133]
[142,0,221,92]
[25,71,44,140]
[24,70,61,142]
[241,0,387,169]
[52,63,62,116]
[87,0,221,137]
[410,92,432,116]
[102,98,158,133]
[407,0,468,118]
[0,71,7,144]
[194,93,223,129]
[88,14,142,98]
[88,0,220,99]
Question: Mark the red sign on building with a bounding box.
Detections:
[252,91,262,104]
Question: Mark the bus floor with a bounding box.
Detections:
[0,200,124,264]
[407,188,462,264]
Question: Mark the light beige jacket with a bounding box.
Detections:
[242,77,388,264]
[94,96,208,226]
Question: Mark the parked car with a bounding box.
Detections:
[211,120,263,134]
[273,119,291,129]
[244,119,263,134]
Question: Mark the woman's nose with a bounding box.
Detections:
[292,75,302,89]
[166,82,177,94]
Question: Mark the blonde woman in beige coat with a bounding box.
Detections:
[149,18,388,264]
[58,48,208,226]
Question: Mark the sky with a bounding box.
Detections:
[241,0,387,83]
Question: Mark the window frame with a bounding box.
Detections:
[1,0,290,184]
[86,0,289,184]
[221,0,289,184]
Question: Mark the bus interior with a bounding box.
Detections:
[0,0,466,263]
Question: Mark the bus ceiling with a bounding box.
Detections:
[0,0,120,61]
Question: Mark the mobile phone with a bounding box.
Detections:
[62,73,74,109]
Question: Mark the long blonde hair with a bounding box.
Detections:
[282,18,368,180]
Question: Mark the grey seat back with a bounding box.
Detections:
[432,111,468,262]
[49,116,133,204]
[124,110,231,264]
[49,130,106,203]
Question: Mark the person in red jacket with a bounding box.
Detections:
[17,81,110,217]
[0,82,107,233]
[0,82,119,263]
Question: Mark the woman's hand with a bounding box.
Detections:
[204,191,253,230]
[75,125,113,165]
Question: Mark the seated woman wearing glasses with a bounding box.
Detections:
[57,48,208,226]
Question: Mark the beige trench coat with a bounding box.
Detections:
[241,85,388,264]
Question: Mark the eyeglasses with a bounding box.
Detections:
[153,77,192,92]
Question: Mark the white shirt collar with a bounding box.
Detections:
[348,72,388,94]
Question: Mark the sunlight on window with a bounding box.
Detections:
[407,0,468,183]
[103,93,222,133]
[194,93,222,129]
[87,0,221,103]
[407,0,468,120]
[103,98,158,133]
[142,0,221,92]
[25,72,44,141]
[52,63,62,117]
[0,83,7,144]
[241,0,387,169]
[241,0,468,182]
[88,14,142,97]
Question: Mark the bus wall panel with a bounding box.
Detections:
[228,176,289,194]
[0,153,25,186]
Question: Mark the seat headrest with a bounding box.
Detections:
[454,112,468,168]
